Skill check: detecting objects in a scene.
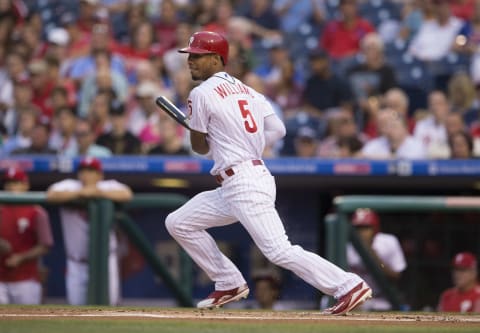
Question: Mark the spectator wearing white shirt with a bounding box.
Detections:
[414,90,450,158]
[408,0,463,61]
[361,108,426,159]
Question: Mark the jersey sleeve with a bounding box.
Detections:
[34,206,54,247]
[255,91,275,118]
[47,179,80,192]
[188,88,209,134]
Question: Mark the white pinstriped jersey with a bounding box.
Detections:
[188,71,275,175]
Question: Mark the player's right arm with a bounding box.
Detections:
[187,88,210,155]
[190,130,209,155]
[264,113,286,147]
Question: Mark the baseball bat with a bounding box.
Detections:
[155,96,191,130]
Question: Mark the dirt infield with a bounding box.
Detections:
[1,306,480,327]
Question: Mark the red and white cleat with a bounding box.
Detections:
[197,284,250,309]
[322,282,372,315]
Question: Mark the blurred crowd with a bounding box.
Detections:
[1,0,480,160]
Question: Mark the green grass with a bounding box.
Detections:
[1,318,479,333]
[1,306,479,333]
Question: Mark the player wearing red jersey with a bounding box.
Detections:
[0,167,53,304]
[438,252,480,313]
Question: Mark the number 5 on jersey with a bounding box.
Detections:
[238,100,257,133]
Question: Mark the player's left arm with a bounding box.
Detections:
[97,182,133,203]
[264,113,286,146]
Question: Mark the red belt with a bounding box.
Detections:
[215,160,263,184]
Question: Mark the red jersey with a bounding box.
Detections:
[438,284,480,313]
[321,18,375,59]
[0,205,53,282]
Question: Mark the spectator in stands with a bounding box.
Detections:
[251,269,283,310]
[320,0,375,60]
[293,126,320,158]
[265,56,303,117]
[454,2,480,85]
[255,39,300,87]
[347,33,397,110]
[68,23,125,85]
[153,0,179,53]
[244,0,281,41]
[45,27,72,76]
[128,80,162,139]
[86,90,115,137]
[363,88,415,139]
[201,0,237,38]
[59,12,91,60]
[0,51,29,118]
[28,59,56,119]
[77,0,101,35]
[162,22,192,77]
[2,77,37,137]
[446,112,467,138]
[74,118,112,157]
[18,19,47,61]
[1,108,37,156]
[97,102,141,155]
[273,0,326,34]
[413,90,450,158]
[11,116,56,155]
[302,49,354,117]
[188,0,218,27]
[337,136,364,158]
[450,0,475,21]
[318,110,362,158]
[438,252,480,312]
[408,0,463,61]
[448,130,474,158]
[45,56,77,109]
[148,117,188,155]
[50,86,72,115]
[49,107,78,156]
[0,167,54,305]
[46,157,133,305]
[116,19,158,82]
[347,208,407,311]
[361,108,426,159]
[78,49,128,118]
[447,72,477,124]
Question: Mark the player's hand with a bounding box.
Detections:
[5,253,23,268]
[79,186,101,198]
[0,238,12,254]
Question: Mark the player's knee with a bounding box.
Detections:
[165,212,180,237]
[262,244,296,267]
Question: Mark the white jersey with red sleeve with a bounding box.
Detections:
[188,71,275,175]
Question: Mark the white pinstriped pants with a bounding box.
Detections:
[165,160,362,298]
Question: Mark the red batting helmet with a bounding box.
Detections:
[351,208,380,234]
[178,31,229,65]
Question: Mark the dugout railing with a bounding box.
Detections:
[0,191,193,306]
[325,195,480,310]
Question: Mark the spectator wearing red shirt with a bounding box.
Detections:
[0,167,53,304]
[320,0,375,60]
[438,252,480,312]
[28,59,55,119]
[450,0,475,21]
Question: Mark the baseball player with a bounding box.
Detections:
[438,252,480,312]
[347,208,407,310]
[165,31,372,315]
[0,167,53,304]
[46,157,133,305]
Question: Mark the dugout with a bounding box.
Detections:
[1,155,479,310]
